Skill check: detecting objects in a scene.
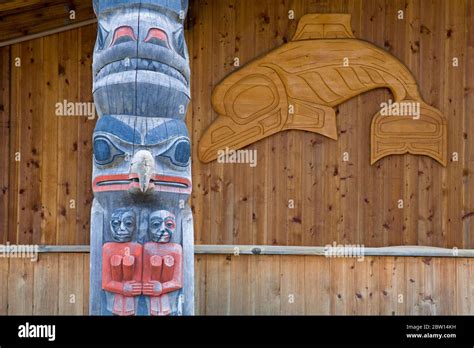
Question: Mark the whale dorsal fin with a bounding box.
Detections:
[292,14,355,40]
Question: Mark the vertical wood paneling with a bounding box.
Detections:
[189,0,212,246]
[0,0,471,318]
[194,254,207,314]
[464,0,474,247]
[0,47,10,244]
[456,257,474,315]
[76,25,96,245]
[208,0,227,244]
[82,253,90,314]
[253,255,281,314]
[8,43,21,244]
[33,253,59,315]
[40,34,59,245]
[58,253,84,314]
[16,39,41,245]
[405,256,423,314]
[250,0,267,246]
[304,255,330,314]
[286,2,306,246]
[444,0,466,248]
[0,0,472,248]
[56,29,79,245]
[280,255,305,314]
[0,257,8,314]
[229,254,252,314]
[0,254,472,315]
[378,256,406,315]
[358,0,386,247]
[204,254,225,314]
[403,1,421,247]
[418,0,444,247]
[382,0,406,246]
[7,258,34,314]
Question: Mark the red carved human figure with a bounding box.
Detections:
[102,209,142,316]
[143,210,183,316]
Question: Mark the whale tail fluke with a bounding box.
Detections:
[371,100,447,166]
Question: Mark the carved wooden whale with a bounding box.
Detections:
[198,14,447,166]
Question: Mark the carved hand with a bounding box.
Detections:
[122,281,142,296]
[142,281,162,296]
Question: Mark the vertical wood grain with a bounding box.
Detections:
[56,29,79,245]
[76,25,96,245]
[33,253,59,314]
[0,47,10,244]
[7,258,34,314]
[41,34,59,245]
[58,253,84,314]
[0,0,470,249]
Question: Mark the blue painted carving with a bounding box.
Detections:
[93,136,126,166]
[90,0,193,316]
[92,0,190,120]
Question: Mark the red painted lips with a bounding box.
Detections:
[93,173,191,194]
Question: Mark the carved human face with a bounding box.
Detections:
[110,209,136,242]
[149,210,176,243]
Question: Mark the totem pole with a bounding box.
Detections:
[89,0,193,316]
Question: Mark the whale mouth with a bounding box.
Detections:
[93,174,191,194]
[95,58,188,86]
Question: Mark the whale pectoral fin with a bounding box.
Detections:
[371,101,447,166]
[283,100,338,140]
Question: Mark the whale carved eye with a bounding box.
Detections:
[223,75,278,121]
[93,136,125,166]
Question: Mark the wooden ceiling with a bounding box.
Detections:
[0,0,95,43]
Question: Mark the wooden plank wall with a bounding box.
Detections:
[188,0,474,248]
[0,254,472,315]
[0,0,472,248]
[0,254,88,315]
[0,24,96,245]
[0,0,95,42]
[0,0,472,316]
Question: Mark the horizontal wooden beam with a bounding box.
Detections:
[32,244,474,258]
[0,19,97,47]
[0,0,95,44]
[37,245,90,253]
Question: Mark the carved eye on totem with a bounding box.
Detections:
[160,138,191,167]
[93,136,125,166]
[165,219,176,229]
[144,28,169,48]
[110,26,137,46]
